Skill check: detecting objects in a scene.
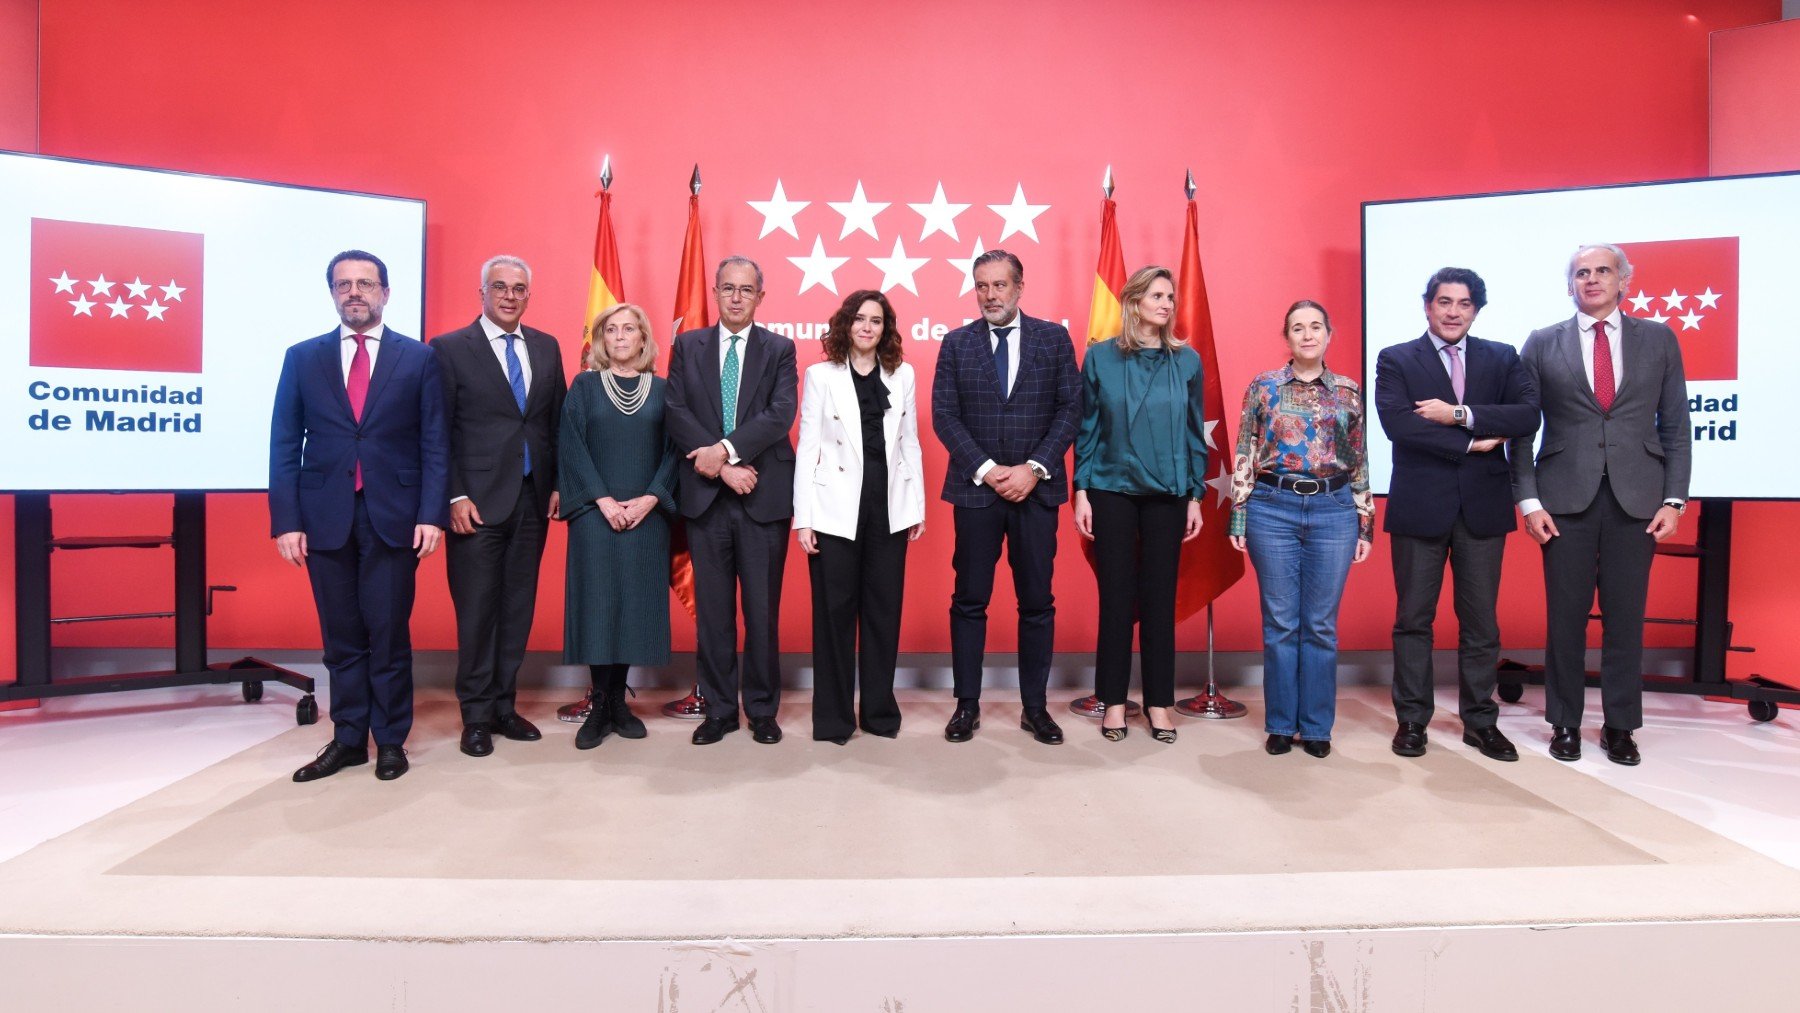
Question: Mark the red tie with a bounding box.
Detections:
[1592,320,1615,412]
[347,334,370,490]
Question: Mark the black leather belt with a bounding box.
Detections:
[1256,472,1348,496]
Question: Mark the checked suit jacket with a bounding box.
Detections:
[931,312,1083,508]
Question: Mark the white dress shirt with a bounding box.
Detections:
[338,323,385,382]
[718,323,753,464]
[479,314,533,391]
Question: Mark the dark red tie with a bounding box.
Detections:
[1592,320,1615,412]
[347,334,370,490]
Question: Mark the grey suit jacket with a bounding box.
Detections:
[1508,314,1691,520]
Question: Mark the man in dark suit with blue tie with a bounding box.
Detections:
[932,249,1083,744]
[1375,267,1539,762]
[271,250,449,783]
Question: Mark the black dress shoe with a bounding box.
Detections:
[607,693,647,739]
[1462,725,1519,762]
[1549,725,1582,761]
[495,713,542,741]
[1601,726,1641,766]
[944,702,981,743]
[293,741,368,783]
[1020,707,1064,745]
[1265,733,1294,755]
[460,724,494,757]
[692,716,739,745]
[750,716,783,744]
[1391,721,1428,757]
[375,745,409,780]
[574,694,611,750]
[1301,739,1332,759]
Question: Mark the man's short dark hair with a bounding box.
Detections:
[327,250,390,289]
[1422,267,1486,311]
[972,248,1024,285]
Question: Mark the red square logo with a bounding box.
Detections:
[1618,236,1737,382]
[30,218,205,373]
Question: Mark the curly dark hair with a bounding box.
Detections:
[822,289,903,372]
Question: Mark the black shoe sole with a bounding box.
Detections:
[610,722,648,740]
[1549,748,1581,762]
[1605,750,1641,766]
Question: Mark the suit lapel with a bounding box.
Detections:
[833,363,865,464]
[1613,316,1641,402]
[319,332,356,420]
[1555,318,1600,411]
[973,324,1003,398]
[361,331,403,426]
[1413,334,1457,402]
[466,323,520,412]
[523,327,559,415]
[1008,316,1040,404]
[701,327,724,432]
[737,327,770,429]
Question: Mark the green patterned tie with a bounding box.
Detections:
[721,334,742,436]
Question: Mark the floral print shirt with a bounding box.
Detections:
[1228,362,1374,542]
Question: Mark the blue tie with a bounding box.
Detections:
[992,325,1014,399]
[505,334,530,475]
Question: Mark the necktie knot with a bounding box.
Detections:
[994,325,1014,340]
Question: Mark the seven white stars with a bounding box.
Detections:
[868,238,931,296]
[1695,287,1722,309]
[988,183,1049,243]
[827,181,888,241]
[50,271,77,294]
[88,274,115,297]
[907,182,970,242]
[788,236,850,295]
[142,300,168,321]
[124,277,151,299]
[105,297,133,318]
[49,269,186,318]
[747,179,809,240]
[159,279,185,301]
[946,237,989,297]
[1660,288,1687,312]
[70,294,95,316]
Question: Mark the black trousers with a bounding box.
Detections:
[445,479,547,726]
[809,514,908,740]
[949,497,1058,708]
[1389,515,1506,729]
[688,494,789,722]
[1089,491,1186,708]
[306,494,420,748]
[1541,476,1657,730]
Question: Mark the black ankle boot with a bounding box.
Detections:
[575,691,612,749]
[607,684,647,739]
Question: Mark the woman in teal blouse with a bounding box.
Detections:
[1072,265,1208,742]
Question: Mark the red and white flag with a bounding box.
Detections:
[31,218,204,373]
[1619,236,1738,382]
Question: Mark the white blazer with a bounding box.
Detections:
[792,360,926,539]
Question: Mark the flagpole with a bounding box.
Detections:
[662,162,709,721]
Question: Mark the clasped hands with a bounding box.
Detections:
[597,494,659,532]
[984,463,1040,503]
[688,442,758,495]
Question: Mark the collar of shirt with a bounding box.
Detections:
[478,315,519,342]
[1428,330,1465,355]
[1278,361,1338,387]
[1577,308,1623,337]
[986,313,1022,349]
[339,323,385,342]
[719,323,752,346]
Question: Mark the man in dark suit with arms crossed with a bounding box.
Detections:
[665,256,798,746]
[1511,243,1691,765]
[431,255,567,757]
[932,249,1083,745]
[1375,267,1539,762]
[271,250,449,782]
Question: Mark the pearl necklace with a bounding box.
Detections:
[600,370,650,415]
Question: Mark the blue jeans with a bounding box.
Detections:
[1244,482,1359,740]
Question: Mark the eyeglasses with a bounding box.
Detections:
[488,282,530,298]
[332,279,384,295]
[716,284,760,299]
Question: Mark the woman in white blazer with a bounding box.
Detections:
[793,290,926,744]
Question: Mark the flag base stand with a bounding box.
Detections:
[1068,696,1141,719]
[555,692,593,723]
[661,686,707,720]
[1174,605,1247,719]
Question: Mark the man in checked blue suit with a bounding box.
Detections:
[271,250,449,783]
[932,249,1083,744]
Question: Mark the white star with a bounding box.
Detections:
[1205,463,1234,509]
[1660,288,1687,312]
[50,271,77,294]
[1650,312,1670,324]
[124,277,151,299]
[70,294,96,316]
[787,235,850,295]
[1628,292,1655,313]
[747,179,809,240]
[1695,287,1722,309]
[827,181,888,241]
[868,238,931,296]
[1201,419,1220,451]
[1679,311,1702,331]
[907,182,971,242]
[142,300,168,321]
[159,279,185,302]
[106,297,133,318]
[988,183,1049,243]
[946,237,988,297]
[88,274,115,297]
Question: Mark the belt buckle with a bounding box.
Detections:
[1290,477,1321,496]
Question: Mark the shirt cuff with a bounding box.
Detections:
[1518,498,1545,517]
[974,459,997,486]
[1462,406,1475,431]
[450,495,469,505]
[722,439,740,465]
[1027,460,1051,481]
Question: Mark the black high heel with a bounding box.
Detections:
[1144,706,1177,744]
[1100,705,1129,742]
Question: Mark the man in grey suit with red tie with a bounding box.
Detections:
[271,250,448,783]
[931,249,1083,745]
[431,255,567,758]
[1375,267,1539,763]
[1511,244,1691,765]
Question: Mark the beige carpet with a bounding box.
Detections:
[3,690,1798,940]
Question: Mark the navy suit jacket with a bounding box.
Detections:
[663,323,798,524]
[1374,333,1539,539]
[269,328,451,551]
[931,312,1083,508]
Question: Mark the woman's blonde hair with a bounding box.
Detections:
[1115,265,1183,354]
[587,302,658,373]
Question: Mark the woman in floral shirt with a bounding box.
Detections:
[1227,300,1373,758]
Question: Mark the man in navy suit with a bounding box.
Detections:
[1374,267,1538,762]
[932,249,1082,744]
[271,250,449,783]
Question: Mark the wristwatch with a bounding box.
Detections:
[1452,405,1467,425]
[1028,461,1052,481]
[1662,499,1687,516]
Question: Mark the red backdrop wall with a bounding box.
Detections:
[8,0,1781,670]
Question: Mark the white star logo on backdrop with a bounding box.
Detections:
[1628,292,1655,313]
[105,297,133,319]
[988,183,1049,242]
[908,182,971,242]
[788,236,850,295]
[1649,311,1670,324]
[143,300,168,321]
[1678,311,1702,330]
[70,294,96,316]
[50,271,77,294]
[1695,287,1722,309]
[827,181,888,241]
[124,277,151,299]
[159,279,185,301]
[869,238,931,296]
[1660,288,1687,312]
[1205,463,1234,509]
[748,179,809,240]
[88,274,115,297]
[946,237,988,297]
